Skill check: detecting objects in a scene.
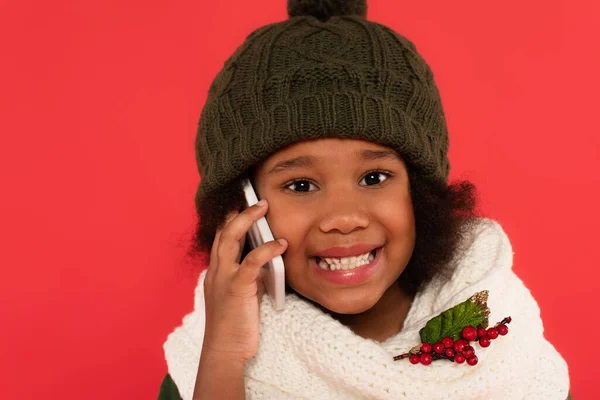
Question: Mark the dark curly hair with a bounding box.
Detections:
[186,160,480,298]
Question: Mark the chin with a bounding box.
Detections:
[318,292,382,315]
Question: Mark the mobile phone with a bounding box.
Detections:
[242,178,285,311]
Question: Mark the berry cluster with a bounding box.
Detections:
[394,317,511,366]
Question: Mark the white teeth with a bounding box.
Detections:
[325,251,372,266]
[317,252,376,271]
[316,250,377,271]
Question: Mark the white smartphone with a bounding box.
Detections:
[242,178,285,311]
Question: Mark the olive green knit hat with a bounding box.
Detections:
[194,0,450,207]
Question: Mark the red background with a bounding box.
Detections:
[0,0,596,398]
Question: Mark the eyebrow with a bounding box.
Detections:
[268,155,318,175]
[358,149,401,162]
[267,149,401,175]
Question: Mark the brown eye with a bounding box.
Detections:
[286,180,317,192]
[360,171,390,186]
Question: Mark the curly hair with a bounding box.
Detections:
[187,163,480,298]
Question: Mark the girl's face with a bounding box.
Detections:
[254,138,415,314]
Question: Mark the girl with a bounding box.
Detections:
[160,1,571,398]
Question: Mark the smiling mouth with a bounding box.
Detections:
[314,248,379,271]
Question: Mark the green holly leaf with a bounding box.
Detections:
[419,290,491,344]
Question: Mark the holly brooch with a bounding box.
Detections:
[393,290,512,366]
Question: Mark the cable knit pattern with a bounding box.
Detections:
[194,15,452,204]
[164,218,570,399]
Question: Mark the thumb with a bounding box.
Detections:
[257,275,266,300]
[237,238,287,286]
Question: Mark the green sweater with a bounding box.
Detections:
[158,373,573,400]
[158,374,182,400]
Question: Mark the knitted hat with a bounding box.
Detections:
[194,0,450,207]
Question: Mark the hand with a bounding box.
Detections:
[201,199,288,363]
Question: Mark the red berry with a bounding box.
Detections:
[420,352,433,365]
[479,337,491,348]
[433,342,445,354]
[420,342,432,353]
[441,336,454,349]
[453,339,468,353]
[497,324,509,336]
[487,327,499,340]
[409,354,420,364]
[454,354,466,364]
[477,327,487,339]
[467,355,479,366]
[462,345,475,359]
[462,326,477,341]
[445,348,455,357]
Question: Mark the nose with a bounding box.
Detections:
[318,195,370,234]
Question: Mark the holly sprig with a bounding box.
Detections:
[394,290,512,366]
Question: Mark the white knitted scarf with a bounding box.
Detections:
[164,219,570,399]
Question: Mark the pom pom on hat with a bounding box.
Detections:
[287,0,367,21]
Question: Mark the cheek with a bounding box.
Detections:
[267,210,311,285]
[266,206,311,248]
[374,193,415,234]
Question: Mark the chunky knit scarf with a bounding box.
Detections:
[164,219,570,399]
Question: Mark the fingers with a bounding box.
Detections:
[217,200,269,267]
[236,238,287,287]
[208,210,239,279]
